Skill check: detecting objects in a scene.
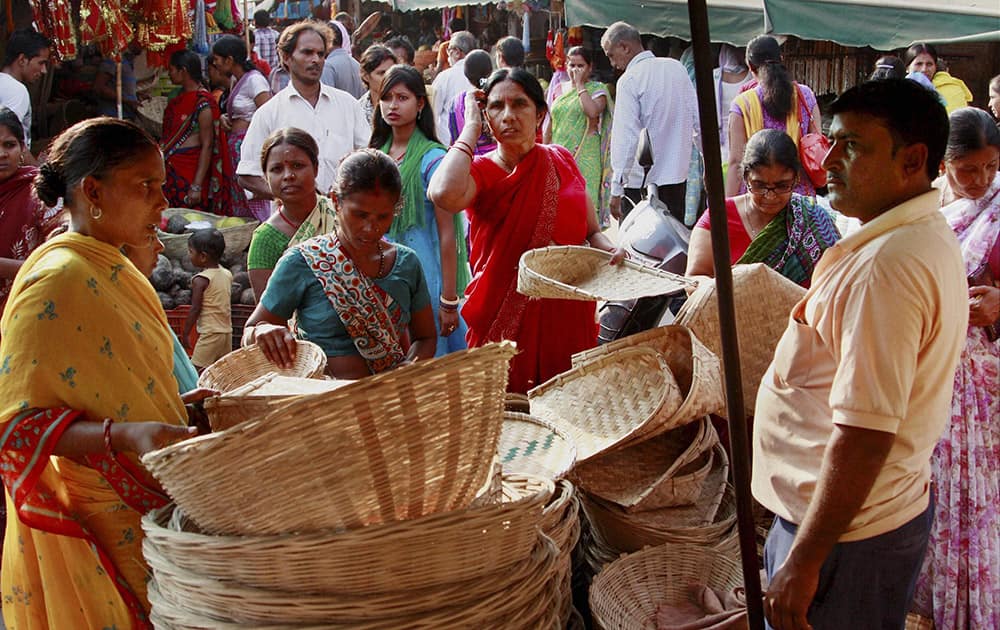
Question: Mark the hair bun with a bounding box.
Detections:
[34,161,67,206]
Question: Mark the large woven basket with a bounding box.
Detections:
[572,325,726,439]
[143,342,517,536]
[142,474,550,596]
[589,543,744,630]
[528,347,684,463]
[500,412,577,480]
[571,416,719,512]
[158,208,259,261]
[580,445,735,553]
[137,95,167,138]
[518,245,694,302]
[148,535,559,629]
[675,263,805,417]
[197,340,327,392]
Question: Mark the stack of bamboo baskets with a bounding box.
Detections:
[525,326,739,620]
[139,342,578,629]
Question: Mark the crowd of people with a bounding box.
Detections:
[0,11,997,630]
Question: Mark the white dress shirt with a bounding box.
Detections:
[237,82,371,195]
[431,59,473,144]
[0,73,31,146]
[609,51,700,195]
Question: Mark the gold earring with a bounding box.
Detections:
[90,205,103,221]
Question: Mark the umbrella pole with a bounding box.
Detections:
[685,1,765,628]
[116,60,123,119]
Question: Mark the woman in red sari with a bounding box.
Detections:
[162,49,247,215]
[429,68,622,393]
[0,108,61,315]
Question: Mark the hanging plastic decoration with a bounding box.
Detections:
[191,0,209,54]
[79,0,133,60]
[30,0,77,59]
[212,0,235,29]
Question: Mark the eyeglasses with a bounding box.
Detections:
[745,179,796,196]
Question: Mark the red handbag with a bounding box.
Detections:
[799,132,830,188]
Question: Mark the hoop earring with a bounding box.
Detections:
[90,205,103,221]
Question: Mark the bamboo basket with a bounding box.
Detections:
[528,347,684,463]
[143,342,517,536]
[572,325,726,439]
[158,208,259,260]
[142,476,550,596]
[675,263,805,417]
[580,446,735,553]
[570,417,719,512]
[197,341,327,392]
[499,412,577,480]
[517,245,694,301]
[589,543,744,630]
[203,374,350,431]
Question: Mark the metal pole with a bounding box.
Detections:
[116,60,123,119]
[685,1,765,628]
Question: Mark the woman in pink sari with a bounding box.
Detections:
[429,68,622,394]
[913,107,999,630]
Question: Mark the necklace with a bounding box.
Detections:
[738,196,768,238]
[390,149,406,163]
[495,149,516,172]
[376,239,386,278]
[277,205,304,230]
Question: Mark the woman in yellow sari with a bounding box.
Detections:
[0,117,196,629]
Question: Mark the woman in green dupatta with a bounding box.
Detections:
[370,64,470,356]
[246,128,338,298]
[546,46,614,227]
[686,129,840,287]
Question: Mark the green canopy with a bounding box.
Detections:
[764,0,1000,50]
[564,0,764,45]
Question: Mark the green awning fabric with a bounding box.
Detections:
[564,0,765,46]
[764,0,1000,50]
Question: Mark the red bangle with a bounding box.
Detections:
[449,144,473,159]
[103,418,115,455]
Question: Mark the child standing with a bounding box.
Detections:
[183,229,233,371]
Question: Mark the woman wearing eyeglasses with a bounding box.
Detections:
[686,129,840,287]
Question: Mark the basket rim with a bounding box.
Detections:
[500,411,578,480]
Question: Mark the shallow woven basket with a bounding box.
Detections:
[499,412,577,480]
[528,347,683,463]
[580,446,735,553]
[203,374,349,431]
[571,417,719,512]
[675,263,805,417]
[143,342,516,536]
[137,95,167,138]
[589,543,744,630]
[159,208,260,261]
[572,325,726,440]
[517,245,694,302]
[142,474,550,596]
[197,340,327,392]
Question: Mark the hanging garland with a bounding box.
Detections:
[30,0,77,60]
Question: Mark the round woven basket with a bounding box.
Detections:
[203,374,349,431]
[528,347,684,463]
[675,263,805,417]
[517,245,694,302]
[142,473,551,596]
[197,340,327,392]
[580,446,735,553]
[499,412,577,480]
[158,208,259,261]
[571,417,719,512]
[572,325,726,440]
[589,543,744,630]
[143,342,517,536]
[137,95,167,138]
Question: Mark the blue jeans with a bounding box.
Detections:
[763,498,934,630]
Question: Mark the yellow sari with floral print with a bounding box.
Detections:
[0,232,186,629]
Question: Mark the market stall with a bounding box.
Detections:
[564,0,764,46]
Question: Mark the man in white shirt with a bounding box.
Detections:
[431,31,476,143]
[238,21,370,199]
[601,22,699,224]
[1,28,51,164]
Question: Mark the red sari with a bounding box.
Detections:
[464,144,597,393]
[0,166,61,313]
[161,89,249,216]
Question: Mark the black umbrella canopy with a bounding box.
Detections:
[685,1,765,628]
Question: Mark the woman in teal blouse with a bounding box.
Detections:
[244,149,437,379]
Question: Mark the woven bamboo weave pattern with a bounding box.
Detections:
[499,412,577,480]
[517,245,694,301]
[197,340,327,392]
